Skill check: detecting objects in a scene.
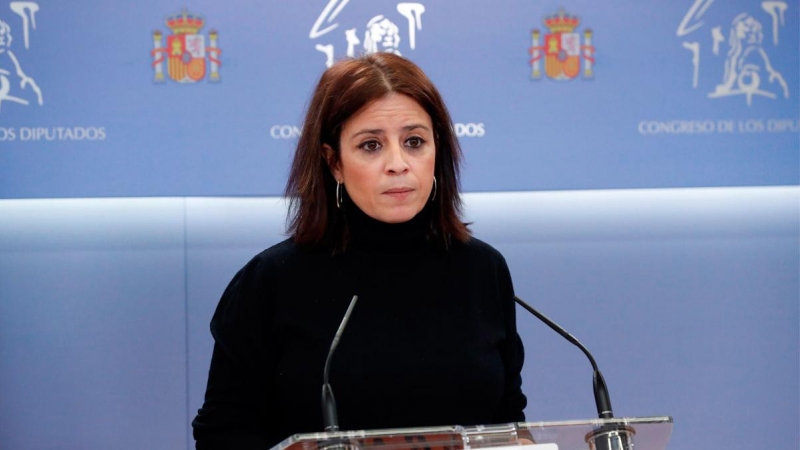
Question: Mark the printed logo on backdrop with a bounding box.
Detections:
[529,8,595,81]
[269,1,486,140]
[638,1,798,136]
[0,1,42,113]
[309,0,425,67]
[677,0,790,106]
[0,2,106,143]
[269,122,485,140]
[151,8,221,83]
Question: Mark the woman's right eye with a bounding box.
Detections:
[358,140,382,152]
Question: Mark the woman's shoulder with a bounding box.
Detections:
[213,239,325,323]
[446,236,511,278]
[452,235,507,262]
[251,237,301,265]
[239,238,333,280]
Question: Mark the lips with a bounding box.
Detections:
[383,187,414,200]
[383,187,413,194]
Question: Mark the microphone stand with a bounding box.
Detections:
[514,296,633,450]
[320,295,359,450]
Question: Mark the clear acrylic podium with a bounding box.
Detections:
[271,416,672,450]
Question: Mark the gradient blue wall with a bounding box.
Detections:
[1,188,797,450]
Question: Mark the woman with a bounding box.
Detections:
[192,53,526,450]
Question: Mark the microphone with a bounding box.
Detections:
[513,295,632,450]
[321,295,359,432]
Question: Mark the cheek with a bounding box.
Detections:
[342,159,378,194]
[418,150,436,178]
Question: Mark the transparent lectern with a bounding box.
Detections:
[271,416,672,450]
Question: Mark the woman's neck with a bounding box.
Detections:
[345,204,431,253]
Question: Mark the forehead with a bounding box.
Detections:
[344,94,432,129]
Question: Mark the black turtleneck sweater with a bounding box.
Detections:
[192,206,526,450]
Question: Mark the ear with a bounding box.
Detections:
[323,144,343,181]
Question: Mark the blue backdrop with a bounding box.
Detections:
[0,0,797,197]
[0,2,798,450]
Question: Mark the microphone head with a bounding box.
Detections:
[593,370,614,419]
[321,383,339,432]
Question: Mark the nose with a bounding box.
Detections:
[384,141,409,174]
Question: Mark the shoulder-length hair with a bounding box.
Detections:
[285,53,469,250]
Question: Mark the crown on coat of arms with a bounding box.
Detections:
[544,9,579,33]
[166,8,205,35]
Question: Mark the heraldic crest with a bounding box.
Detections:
[151,8,221,83]
[530,8,595,81]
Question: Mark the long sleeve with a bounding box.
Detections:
[491,255,527,423]
[192,254,276,449]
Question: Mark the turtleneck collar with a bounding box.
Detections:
[345,203,432,254]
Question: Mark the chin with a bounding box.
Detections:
[374,206,423,224]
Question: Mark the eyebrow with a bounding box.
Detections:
[349,124,431,139]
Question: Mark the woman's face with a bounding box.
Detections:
[326,93,436,224]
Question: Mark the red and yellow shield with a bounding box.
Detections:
[167,34,207,82]
[544,32,580,80]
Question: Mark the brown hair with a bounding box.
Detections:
[285,53,469,250]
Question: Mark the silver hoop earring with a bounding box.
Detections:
[336,180,343,209]
[430,176,437,202]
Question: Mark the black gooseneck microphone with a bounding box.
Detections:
[321,294,359,432]
[513,295,613,418]
[514,295,633,450]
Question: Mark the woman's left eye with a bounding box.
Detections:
[405,137,425,148]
